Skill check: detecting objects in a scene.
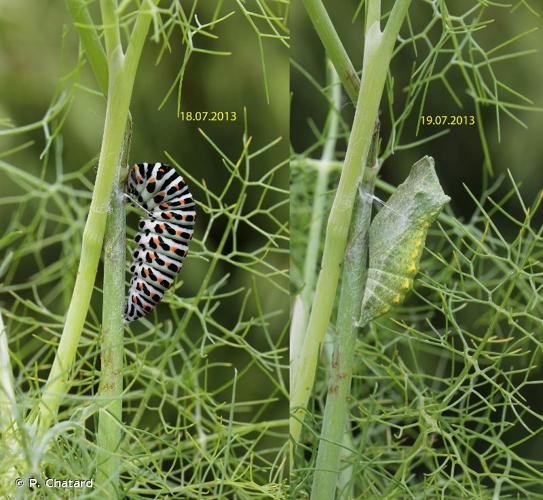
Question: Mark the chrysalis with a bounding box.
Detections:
[358,156,449,327]
[124,162,196,323]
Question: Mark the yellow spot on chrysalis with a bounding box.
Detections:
[401,278,411,290]
[392,294,402,304]
[407,263,417,274]
[415,237,424,249]
[381,305,391,314]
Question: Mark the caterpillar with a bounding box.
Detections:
[358,156,449,327]
[124,162,196,323]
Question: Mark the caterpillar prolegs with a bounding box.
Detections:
[124,162,196,322]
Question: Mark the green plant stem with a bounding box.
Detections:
[37,2,156,436]
[291,61,341,377]
[291,0,412,445]
[95,125,129,496]
[65,0,108,93]
[301,0,360,103]
[311,174,376,500]
[0,313,19,495]
[95,187,125,496]
[300,61,340,321]
[311,128,379,499]
[100,0,122,59]
[0,312,16,430]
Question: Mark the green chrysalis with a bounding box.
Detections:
[358,156,450,327]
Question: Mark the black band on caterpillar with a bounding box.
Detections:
[124,162,195,322]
